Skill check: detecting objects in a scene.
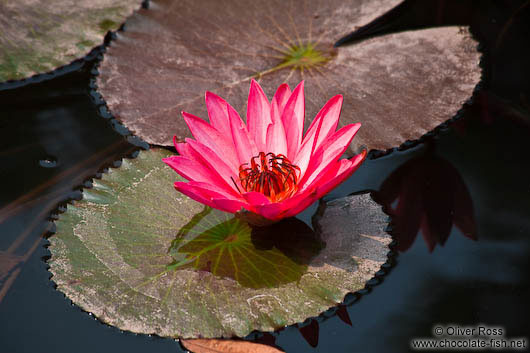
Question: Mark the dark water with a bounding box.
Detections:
[1,1,529,352]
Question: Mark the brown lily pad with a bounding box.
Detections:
[97,0,480,153]
[0,0,142,82]
[48,148,391,338]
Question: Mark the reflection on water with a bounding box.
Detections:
[167,207,324,289]
[373,146,476,252]
[297,319,320,348]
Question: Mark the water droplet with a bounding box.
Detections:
[39,156,58,168]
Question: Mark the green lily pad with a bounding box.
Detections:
[0,0,142,82]
[48,148,391,338]
[97,0,480,153]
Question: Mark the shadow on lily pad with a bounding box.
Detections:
[168,207,324,289]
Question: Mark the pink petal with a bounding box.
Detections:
[253,202,288,220]
[304,95,343,148]
[282,191,319,218]
[174,136,191,156]
[271,83,291,122]
[205,91,233,138]
[174,181,223,209]
[276,172,339,219]
[303,153,366,204]
[281,81,305,160]
[185,139,241,193]
[265,122,287,157]
[175,181,247,213]
[228,103,258,165]
[212,198,247,213]
[182,111,239,171]
[252,179,321,221]
[247,79,272,152]
[162,155,238,196]
[298,123,361,191]
[252,186,319,220]
[266,83,291,156]
[177,181,238,199]
[243,191,271,206]
[175,137,206,162]
[294,95,343,175]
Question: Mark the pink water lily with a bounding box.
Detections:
[163,79,366,225]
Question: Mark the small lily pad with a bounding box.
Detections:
[48,148,391,338]
[97,0,480,153]
[181,339,283,353]
[0,0,142,82]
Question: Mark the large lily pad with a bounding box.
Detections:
[0,0,142,82]
[97,0,480,153]
[48,148,391,338]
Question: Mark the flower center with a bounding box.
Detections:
[234,152,300,202]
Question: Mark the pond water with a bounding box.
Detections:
[1,1,529,352]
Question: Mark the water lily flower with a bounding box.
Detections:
[163,79,366,225]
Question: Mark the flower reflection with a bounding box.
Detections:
[297,319,319,348]
[373,150,476,252]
